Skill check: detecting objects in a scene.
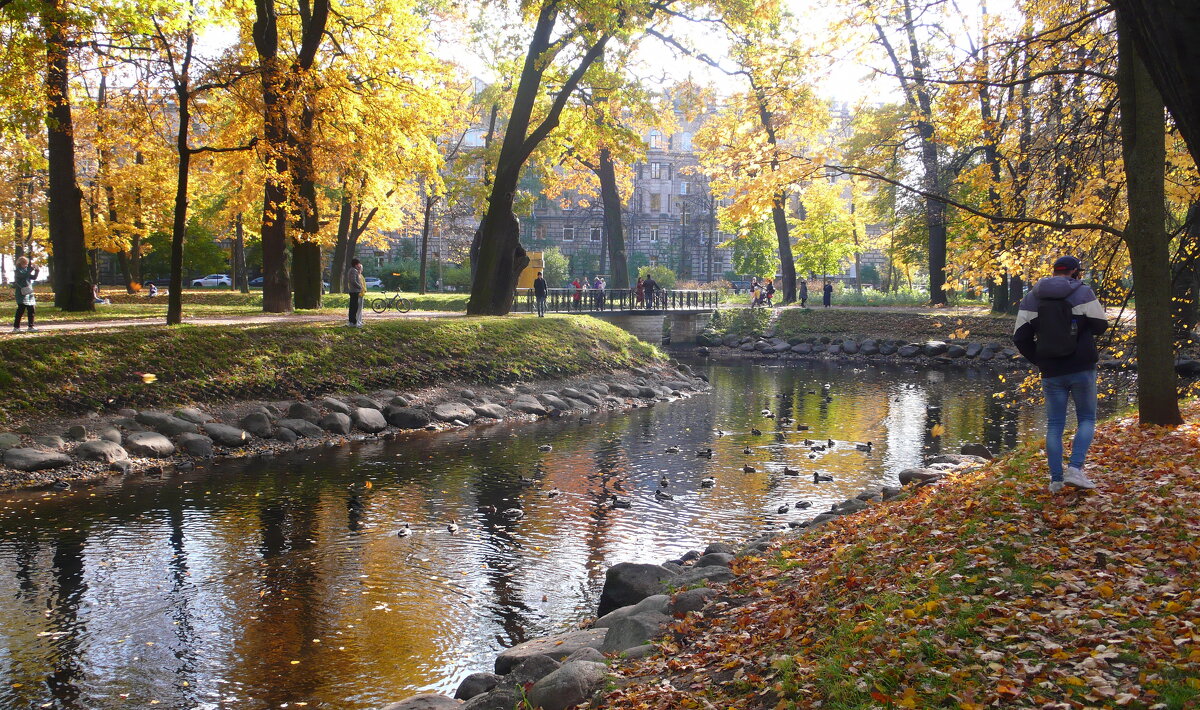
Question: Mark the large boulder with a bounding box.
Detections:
[173,407,211,424]
[878,342,898,356]
[203,423,251,447]
[154,417,201,437]
[841,340,860,355]
[526,661,609,710]
[385,406,432,429]
[240,412,274,438]
[472,403,507,420]
[960,443,994,460]
[494,629,606,674]
[33,435,67,450]
[64,425,88,441]
[0,432,21,450]
[670,587,720,615]
[508,396,548,416]
[897,344,921,358]
[593,594,670,629]
[135,410,176,429]
[601,612,672,652]
[273,426,299,443]
[351,396,382,410]
[73,439,128,463]
[965,342,983,358]
[538,394,571,411]
[922,341,949,357]
[4,447,72,471]
[379,694,462,710]
[318,396,351,415]
[454,673,501,701]
[898,467,944,486]
[275,418,326,438]
[176,433,214,457]
[433,403,477,424]
[125,431,176,458]
[461,688,519,710]
[925,453,988,466]
[97,427,123,444]
[287,402,321,423]
[319,412,352,434]
[696,552,734,568]
[945,344,967,358]
[351,407,388,433]
[673,565,736,588]
[597,563,679,617]
[507,655,563,687]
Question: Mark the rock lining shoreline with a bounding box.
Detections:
[0,362,710,491]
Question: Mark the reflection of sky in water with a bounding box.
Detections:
[0,361,1123,709]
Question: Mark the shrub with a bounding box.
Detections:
[638,265,677,290]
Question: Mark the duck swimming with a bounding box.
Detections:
[743,447,753,454]
[796,500,813,509]
[396,523,412,538]
[751,428,763,436]
[813,472,834,483]
[477,505,497,514]
[546,488,561,498]
[502,508,524,520]
[610,495,632,509]
[783,466,800,476]
[654,489,674,501]
[777,504,790,514]
[700,477,716,488]
[538,444,553,452]
[665,446,680,453]
[695,448,714,458]
[743,465,757,473]
[856,442,873,451]
[659,475,669,487]
[447,520,460,533]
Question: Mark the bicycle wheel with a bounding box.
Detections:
[371,298,389,314]
[396,298,412,314]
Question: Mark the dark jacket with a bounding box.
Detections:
[533,276,547,297]
[1012,275,1108,377]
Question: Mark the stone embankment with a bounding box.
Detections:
[378,449,994,710]
[0,363,709,490]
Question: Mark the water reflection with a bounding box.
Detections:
[0,361,1119,708]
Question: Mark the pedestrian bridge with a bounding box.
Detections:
[514,288,719,344]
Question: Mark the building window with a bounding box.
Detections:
[650,162,661,179]
[535,224,546,241]
[678,132,693,151]
[563,226,574,242]
[679,181,689,195]
[648,130,662,150]
[649,255,659,267]
[680,210,688,226]
[464,128,486,147]
[650,227,659,243]
[590,227,601,242]
[649,193,661,212]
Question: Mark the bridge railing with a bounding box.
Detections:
[514,288,720,313]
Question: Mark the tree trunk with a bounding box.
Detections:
[598,147,628,288]
[292,102,322,310]
[130,151,144,288]
[418,193,435,294]
[42,0,93,312]
[166,47,194,326]
[771,198,796,303]
[1172,202,1199,340]
[1117,9,1182,427]
[329,193,352,293]
[255,0,292,313]
[292,241,321,309]
[234,213,249,293]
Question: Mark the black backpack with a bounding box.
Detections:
[1035,296,1080,359]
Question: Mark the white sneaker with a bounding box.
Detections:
[1063,466,1096,490]
[9,328,19,334]
[1049,481,1064,493]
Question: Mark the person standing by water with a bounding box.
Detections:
[643,274,658,309]
[799,280,808,307]
[822,281,833,308]
[635,276,645,308]
[346,258,366,327]
[533,271,548,317]
[1013,255,1108,493]
[11,256,38,333]
[571,277,583,311]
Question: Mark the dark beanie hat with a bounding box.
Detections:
[1053,255,1081,272]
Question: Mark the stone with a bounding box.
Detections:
[703,542,736,555]
[117,408,138,418]
[33,435,67,450]
[977,349,995,361]
[203,423,251,447]
[527,660,609,710]
[389,394,414,408]
[173,407,211,424]
[882,486,903,500]
[594,594,671,629]
[565,647,606,664]
[597,563,679,617]
[860,342,879,356]
[135,410,177,429]
[622,644,657,659]
[559,388,586,400]
[539,394,571,410]
[97,427,123,444]
[791,343,813,354]
[319,396,352,415]
[494,629,606,674]
[73,439,128,463]
[64,425,88,441]
[454,672,501,701]
[110,459,133,474]
[273,426,299,443]
[379,694,463,710]
[351,407,388,433]
[696,552,734,568]
[287,402,322,423]
[472,403,507,420]
[926,453,988,466]
[507,655,563,687]
[4,447,72,471]
[460,688,518,710]
[240,412,274,438]
[125,431,176,458]
[809,512,841,526]
[897,344,921,358]
[352,396,382,410]
[878,343,898,356]
[945,344,967,358]
[1177,359,1200,377]
[836,498,869,514]
[673,565,736,588]
[601,612,672,652]
[319,412,352,434]
[960,443,993,459]
[508,396,548,416]
[276,418,326,438]
[898,467,944,486]
[922,341,949,357]
[433,402,477,423]
[670,587,720,615]
[385,406,432,429]
[176,433,215,457]
[841,340,860,355]
[157,417,201,436]
[0,432,21,450]
[965,342,983,358]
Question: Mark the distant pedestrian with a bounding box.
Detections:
[635,277,645,307]
[822,281,833,308]
[533,271,548,317]
[597,276,607,310]
[147,283,159,298]
[1013,255,1108,493]
[799,280,808,307]
[346,258,366,327]
[11,256,38,333]
[592,276,604,309]
[763,280,775,307]
[750,277,760,307]
[572,278,583,310]
[643,274,658,309]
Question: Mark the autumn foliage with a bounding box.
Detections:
[603,401,1200,709]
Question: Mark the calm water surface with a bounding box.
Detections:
[0,361,1116,708]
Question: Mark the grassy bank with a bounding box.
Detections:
[0,315,659,425]
[0,288,468,323]
[709,306,1017,343]
[603,401,1200,710]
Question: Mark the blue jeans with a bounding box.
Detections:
[1042,370,1097,481]
[536,296,546,317]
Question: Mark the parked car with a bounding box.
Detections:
[141,276,173,289]
[364,276,383,289]
[249,276,264,287]
[191,274,231,288]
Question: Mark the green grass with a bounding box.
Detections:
[0,314,660,425]
[772,307,1016,341]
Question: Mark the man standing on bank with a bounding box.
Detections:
[346,258,366,327]
[822,281,833,308]
[1013,256,1108,493]
[534,271,548,317]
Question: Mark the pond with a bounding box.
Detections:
[0,361,1124,709]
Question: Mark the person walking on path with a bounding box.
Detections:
[799,280,808,307]
[346,258,366,327]
[822,281,833,308]
[533,271,548,317]
[11,256,39,333]
[1013,255,1109,493]
[763,279,775,307]
[643,274,658,309]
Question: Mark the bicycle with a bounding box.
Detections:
[370,292,413,314]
